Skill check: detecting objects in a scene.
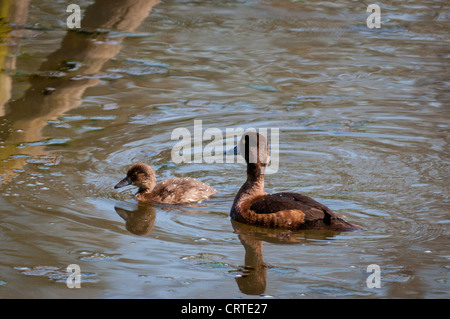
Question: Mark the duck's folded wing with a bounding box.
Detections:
[249,192,337,224]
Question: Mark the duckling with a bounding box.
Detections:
[115,162,217,204]
[230,132,362,231]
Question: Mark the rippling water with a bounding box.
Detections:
[0,0,449,298]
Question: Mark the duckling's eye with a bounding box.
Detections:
[129,171,138,180]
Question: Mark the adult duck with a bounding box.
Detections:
[230,132,362,231]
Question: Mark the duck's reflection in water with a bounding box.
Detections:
[113,205,342,296]
[114,204,156,236]
[231,220,341,295]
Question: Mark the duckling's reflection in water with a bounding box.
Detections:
[114,204,156,236]
[231,220,341,295]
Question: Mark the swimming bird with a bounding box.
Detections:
[230,132,362,231]
[115,162,217,204]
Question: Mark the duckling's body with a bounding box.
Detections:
[135,176,217,204]
[231,132,362,231]
[115,162,217,205]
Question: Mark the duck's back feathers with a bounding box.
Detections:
[244,192,361,231]
[136,177,217,205]
[250,192,330,215]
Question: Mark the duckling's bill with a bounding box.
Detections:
[115,176,132,189]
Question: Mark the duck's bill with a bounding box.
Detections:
[114,176,132,189]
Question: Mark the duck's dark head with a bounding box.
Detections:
[114,162,157,192]
[238,132,270,176]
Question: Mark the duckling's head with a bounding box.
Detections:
[114,162,157,191]
[238,132,270,174]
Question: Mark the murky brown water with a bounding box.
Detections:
[0,0,449,298]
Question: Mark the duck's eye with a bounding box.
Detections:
[129,171,138,180]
